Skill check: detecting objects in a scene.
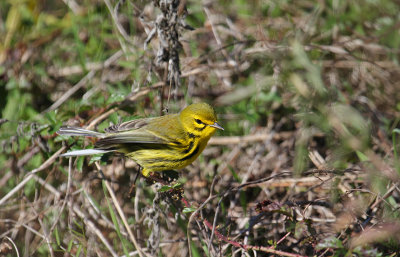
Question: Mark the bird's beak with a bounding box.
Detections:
[209,122,224,130]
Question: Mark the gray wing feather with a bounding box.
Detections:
[95,130,168,148]
[104,118,153,133]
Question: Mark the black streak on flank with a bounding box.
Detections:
[183,141,194,154]
[179,144,200,162]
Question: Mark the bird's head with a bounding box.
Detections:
[180,102,223,139]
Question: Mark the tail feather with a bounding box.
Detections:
[57,126,104,138]
[57,126,113,157]
[60,149,114,157]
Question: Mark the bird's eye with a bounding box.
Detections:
[195,119,203,124]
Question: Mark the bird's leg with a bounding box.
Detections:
[128,166,142,197]
[133,167,141,184]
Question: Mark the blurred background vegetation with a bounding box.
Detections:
[1,0,400,256]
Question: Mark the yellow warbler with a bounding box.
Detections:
[57,103,223,177]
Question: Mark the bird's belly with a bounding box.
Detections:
[126,142,206,172]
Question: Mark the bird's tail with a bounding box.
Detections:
[57,126,105,138]
[57,126,113,157]
[60,149,113,157]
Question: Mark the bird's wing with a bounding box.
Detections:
[98,114,183,149]
[104,117,155,133]
[96,130,168,148]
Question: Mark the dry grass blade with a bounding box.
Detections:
[95,162,145,257]
[31,174,119,257]
[44,50,123,113]
[0,146,66,206]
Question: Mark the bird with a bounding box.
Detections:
[57,102,223,177]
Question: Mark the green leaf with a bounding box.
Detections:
[239,191,247,214]
[106,92,126,105]
[67,239,73,252]
[76,156,84,172]
[356,151,369,162]
[183,207,197,214]
[392,128,400,159]
[45,111,57,125]
[24,178,37,198]
[316,236,344,249]
[108,112,119,125]
[190,241,201,257]
[76,244,83,257]
[202,242,211,257]
[88,155,102,165]
[173,182,183,189]
[158,185,173,192]
[229,166,241,183]
[54,226,61,246]
[294,221,307,239]
[102,180,131,256]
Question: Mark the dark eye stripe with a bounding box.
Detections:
[194,125,206,131]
